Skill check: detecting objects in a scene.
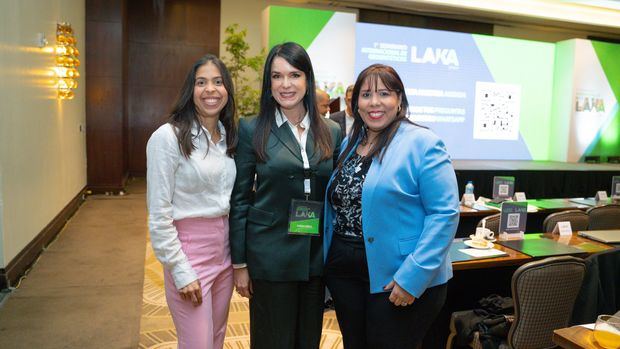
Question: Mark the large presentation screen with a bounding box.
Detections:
[355,23,556,160]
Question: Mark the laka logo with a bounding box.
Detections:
[411,46,459,67]
[295,206,316,219]
[575,95,605,113]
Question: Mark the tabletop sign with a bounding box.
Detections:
[513,192,527,202]
[461,193,475,205]
[498,201,527,240]
[552,221,573,236]
[492,176,515,201]
[612,176,620,199]
[595,190,608,202]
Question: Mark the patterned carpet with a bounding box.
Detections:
[139,238,344,348]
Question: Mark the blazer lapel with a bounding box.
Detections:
[306,129,318,167]
[270,121,303,162]
[362,125,407,216]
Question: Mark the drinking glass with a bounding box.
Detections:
[594,314,620,349]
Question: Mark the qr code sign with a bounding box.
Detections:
[498,184,509,196]
[473,81,521,141]
[507,213,520,229]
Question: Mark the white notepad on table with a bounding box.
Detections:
[459,248,507,258]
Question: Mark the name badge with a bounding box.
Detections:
[288,199,322,236]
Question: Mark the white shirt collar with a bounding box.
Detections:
[192,120,226,144]
[275,108,310,129]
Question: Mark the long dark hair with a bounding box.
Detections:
[253,42,333,162]
[337,64,418,167]
[168,54,237,158]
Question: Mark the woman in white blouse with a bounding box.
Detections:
[146,54,237,349]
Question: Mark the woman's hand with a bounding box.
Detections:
[179,280,202,306]
[384,280,416,307]
[234,267,253,299]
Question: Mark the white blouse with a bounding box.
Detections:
[146,121,236,289]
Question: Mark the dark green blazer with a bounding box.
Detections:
[229,115,342,281]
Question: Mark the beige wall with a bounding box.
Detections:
[219,0,271,91]
[220,0,269,58]
[494,24,587,42]
[0,0,86,268]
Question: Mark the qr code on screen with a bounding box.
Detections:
[498,184,509,196]
[507,213,520,229]
[473,82,521,141]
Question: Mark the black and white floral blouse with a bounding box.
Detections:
[328,152,373,241]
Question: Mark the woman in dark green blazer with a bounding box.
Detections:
[229,42,342,349]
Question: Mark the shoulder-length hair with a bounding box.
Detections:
[253,42,333,162]
[337,64,420,167]
[168,54,238,158]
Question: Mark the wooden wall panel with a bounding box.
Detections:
[85,21,123,78]
[127,43,208,87]
[126,0,221,176]
[86,0,127,192]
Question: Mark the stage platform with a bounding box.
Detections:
[452,160,620,200]
[453,160,620,172]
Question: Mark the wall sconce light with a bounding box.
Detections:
[54,22,80,100]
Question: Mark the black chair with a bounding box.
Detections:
[447,256,586,349]
[542,210,589,233]
[587,204,620,230]
[476,213,501,234]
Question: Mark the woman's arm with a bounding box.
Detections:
[146,126,198,290]
[393,133,459,298]
[229,118,257,298]
[229,119,258,265]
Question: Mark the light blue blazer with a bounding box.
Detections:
[323,122,459,297]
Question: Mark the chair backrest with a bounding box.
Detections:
[542,210,589,233]
[477,213,501,234]
[587,204,620,230]
[508,256,586,349]
[571,248,620,325]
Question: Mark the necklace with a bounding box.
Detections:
[360,132,377,146]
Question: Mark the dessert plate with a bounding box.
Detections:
[464,239,494,249]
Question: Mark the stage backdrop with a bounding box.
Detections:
[553,39,620,162]
[265,5,356,103]
[264,6,620,162]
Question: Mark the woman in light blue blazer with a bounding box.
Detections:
[323,64,459,349]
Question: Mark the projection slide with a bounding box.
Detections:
[355,23,555,160]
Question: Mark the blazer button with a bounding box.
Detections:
[367,237,374,243]
[288,175,294,180]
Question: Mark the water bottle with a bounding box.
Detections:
[465,181,474,195]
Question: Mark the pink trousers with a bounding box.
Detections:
[164,216,233,349]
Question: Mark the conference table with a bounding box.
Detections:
[553,326,607,349]
[451,232,611,269]
[423,232,616,349]
[456,197,612,237]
